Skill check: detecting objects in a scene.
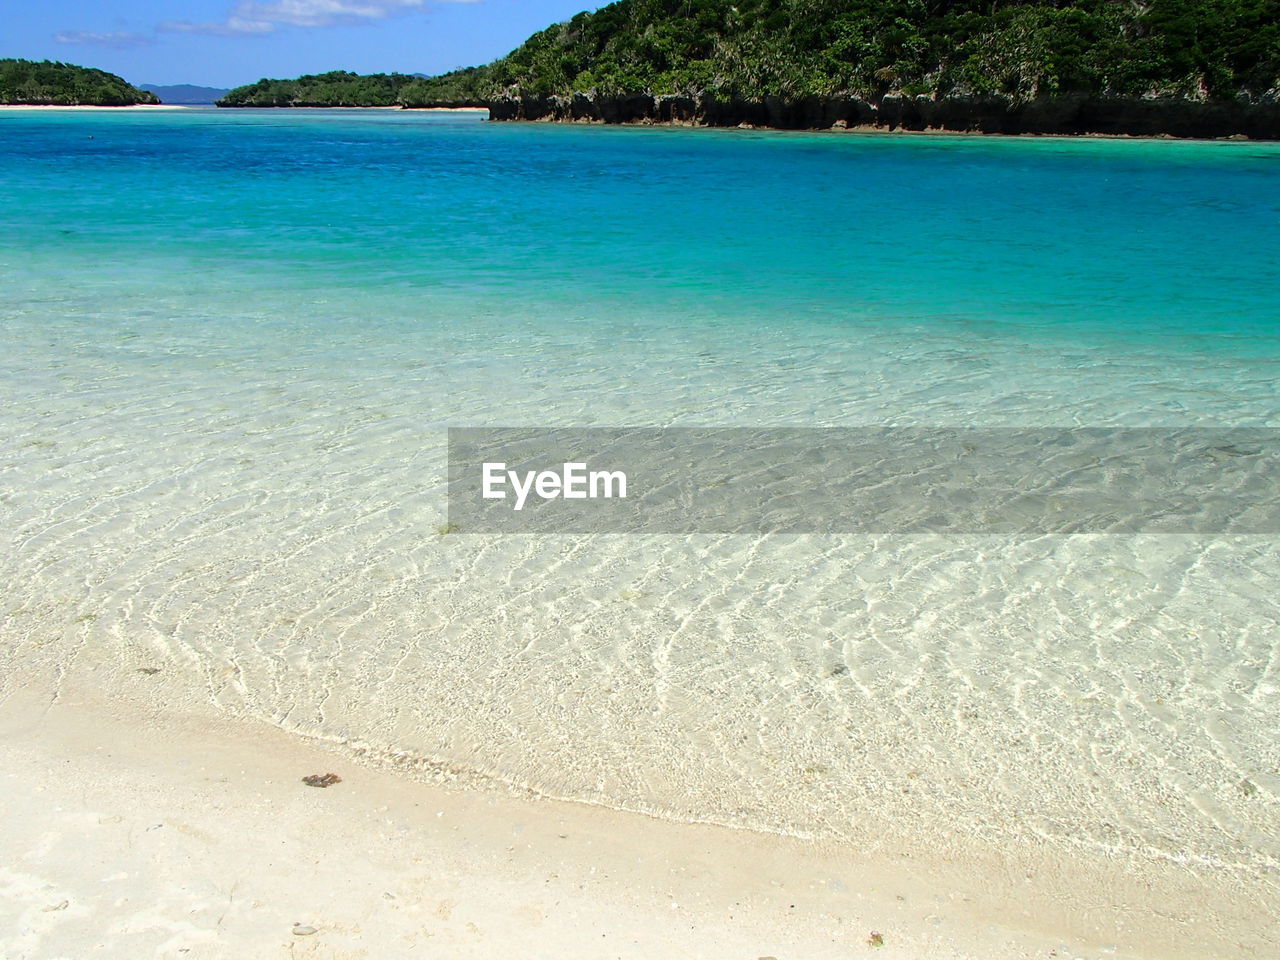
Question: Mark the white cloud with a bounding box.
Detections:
[157,0,473,37]
[54,30,155,48]
[237,1,425,27]
[156,18,276,37]
[61,0,476,49]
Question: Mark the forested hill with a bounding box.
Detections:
[218,0,1280,135]
[0,59,160,106]
[216,71,485,107]
[438,0,1280,104]
[419,0,1280,134]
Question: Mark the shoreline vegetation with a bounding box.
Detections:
[0,59,159,106]
[211,0,1280,139]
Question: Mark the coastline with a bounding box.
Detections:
[462,113,1266,142]
[1,682,1274,959]
[9,100,1255,140]
[214,105,489,111]
[0,104,487,115]
[0,104,190,111]
[479,92,1280,140]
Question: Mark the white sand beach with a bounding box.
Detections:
[0,104,192,111]
[1,684,1272,960]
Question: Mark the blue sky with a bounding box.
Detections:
[7,1,597,88]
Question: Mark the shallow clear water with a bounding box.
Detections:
[2,109,1279,877]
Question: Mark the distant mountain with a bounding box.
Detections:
[140,84,230,105]
[0,59,159,106]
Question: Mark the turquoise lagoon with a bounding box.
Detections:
[2,109,1279,882]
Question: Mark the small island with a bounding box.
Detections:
[1,59,160,106]
[214,68,492,109]
[217,71,427,108]
[217,0,1280,139]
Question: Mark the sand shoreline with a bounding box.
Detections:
[219,105,489,111]
[0,104,486,112]
[0,104,191,111]
[1,682,1273,959]
[0,104,1259,140]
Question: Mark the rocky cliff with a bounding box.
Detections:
[484,91,1280,139]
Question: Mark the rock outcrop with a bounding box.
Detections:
[483,92,1280,139]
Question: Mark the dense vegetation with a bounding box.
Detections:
[216,0,1280,109]
[217,71,432,107]
[397,67,494,107]
[410,0,1280,104]
[0,59,160,106]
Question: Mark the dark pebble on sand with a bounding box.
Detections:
[302,773,342,788]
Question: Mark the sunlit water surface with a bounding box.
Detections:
[2,109,1278,879]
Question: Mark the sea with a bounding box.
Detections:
[2,107,1278,882]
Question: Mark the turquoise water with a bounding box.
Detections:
[2,109,1279,885]
[6,108,1280,346]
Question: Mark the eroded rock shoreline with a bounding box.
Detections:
[477,92,1280,139]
